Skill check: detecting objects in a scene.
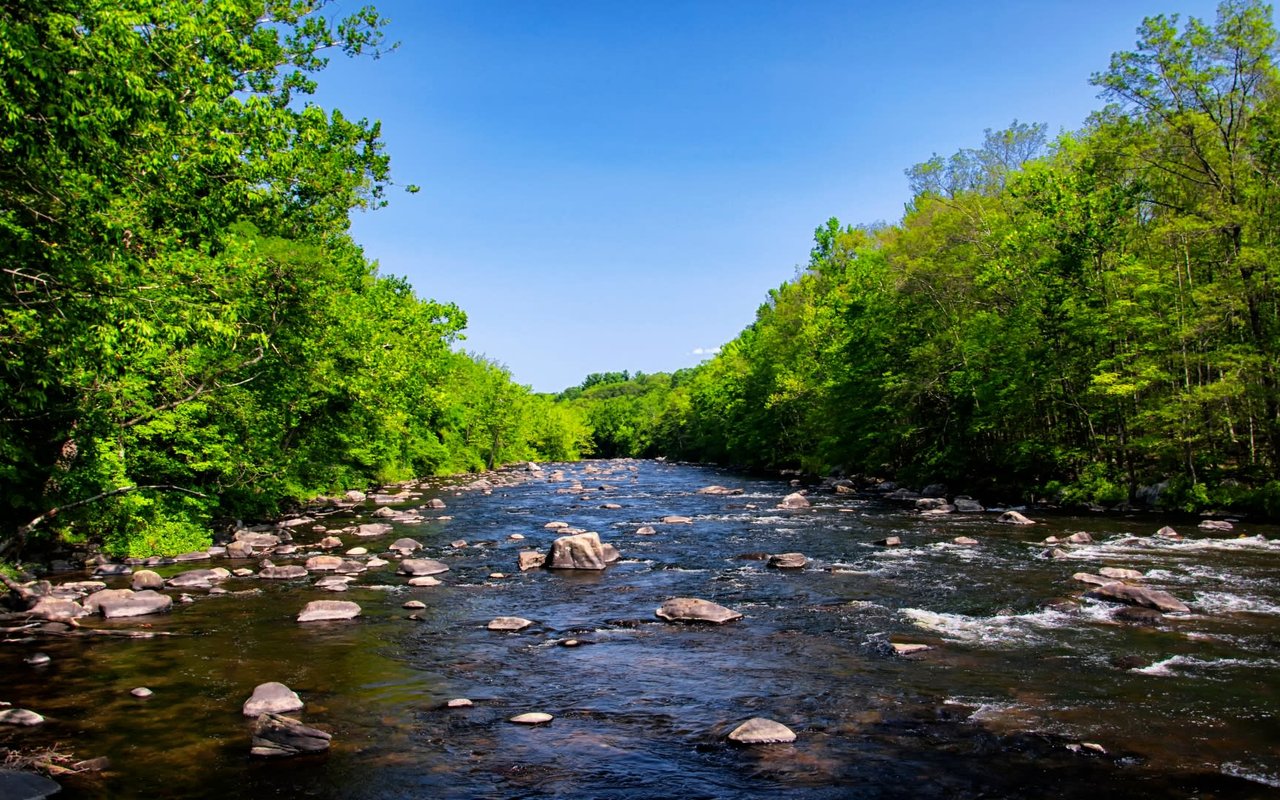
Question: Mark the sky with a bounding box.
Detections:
[311,0,1228,393]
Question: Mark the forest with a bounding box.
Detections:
[3,0,1280,567]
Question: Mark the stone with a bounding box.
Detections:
[371,507,398,518]
[518,551,546,571]
[661,516,693,524]
[345,547,368,556]
[1113,607,1165,625]
[304,555,344,572]
[1045,548,1070,560]
[258,565,308,580]
[315,575,353,591]
[233,568,255,578]
[366,557,388,567]
[24,653,50,667]
[243,682,304,717]
[318,536,344,550]
[487,616,533,631]
[403,600,426,610]
[344,490,367,503]
[167,568,230,588]
[698,485,744,495]
[399,558,450,577]
[407,576,442,587]
[1099,567,1143,581]
[767,552,807,569]
[1086,582,1190,614]
[876,536,902,547]
[0,709,44,726]
[0,769,61,800]
[354,523,393,537]
[601,543,622,564]
[225,540,255,559]
[131,687,153,698]
[600,503,622,510]
[508,533,525,541]
[1155,526,1181,539]
[390,537,423,553]
[727,717,796,744]
[251,713,332,757]
[509,712,553,725]
[26,596,88,622]
[489,572,506,580]
[1072,572,1112,587]
[173,550,212,562]
[446,698,473,708]
[297,600,361,622]
[636,526,657,535]
[891,642,932,655]
[953,497,984,513]
[778,492,810,509]
[97,589,173,618]
[544,522,570,530]
[1065,532,1093,544]
[426,498,446,509]
[655,597,742,625]
[235,531,282,548]
[997,510,1036,525]
[953,536,979,546]
[915,497,950,511]
[547,531,608,570]
[1198,519,1234,532]
[93,563,133,577]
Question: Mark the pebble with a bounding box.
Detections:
[508,534,525,541]
[489,572,506,579]
[24,653,51,667]
[131,687,154,698]
[509,712,553,724]
[446,698,473,708]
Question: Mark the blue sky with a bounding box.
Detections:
[313,0,1226,393]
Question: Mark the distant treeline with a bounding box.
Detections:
[0,2,589,559]
[558,0,1280,517]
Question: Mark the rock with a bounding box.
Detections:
[250,713,332,757]
[508,533,525,541]
[258,565,308,580]
[93,563,133,577]
[487,616,533,631]
[449,540,468,548]
[225,540,255,559]
[1072,572,1112,587]
[167,568,230,588]
[314,575,353,591]
[173,550,211,562]
[131,687,153,698]
[547,532,608,570]
[403,600,426,610]
[636,526,657,535]
[767,552,807,569]
[600,503,622,510]
[235,531,282,548]
[891,642,932,655]
[0,709,44,726]
[426,498,446,509]
[1113,607,1165,625]
[835,484,857,495]
[0,769,61,800]
[1198,519,1234,532]
[1155,525,1181,539]
[354,523,393,537]
[952,536,979,546]
[277,517,313,528]
[297,600,362,622]
[655,597,742,625]
[778,492,810,509]
[97,589,173,618]
[661,516,693,524]
[727,717,796,744]
[399,558,450,577]
[243,682,304,717]
[953,497,984,513]
[371,507,398,518]
[997,510,1036,525]
[509,712,553,725]
[304,555,344,572]
[698,485,743,495]
[518,551,546,571]
[1086,582,1190,614]
[1065,532,1093,544]
[24,653,50,666]
[876,536,901,547]
[601,543,622,563]
[1045,548,1070,559]
[407,576,442,587]
[26,597,88,622]
[345,547,368,556]
[1099,567,1143,581]
[915,497,949,511]
[344,490,367,503]
[318,536,344,550]
[883,488,920,501]
[544,522,570,530]
[233,568,254,577]
[366,557,388,567]
[446,698,473,708]
[390,538,423,553]
[921,483,948,498]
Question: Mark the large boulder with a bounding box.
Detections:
[547,532,608,570]
[953,497,984,513]
[250,713,332,757]
[83,588,138,614]
[97,589,173,619]
[399,559,450,577]
[655,597,742,625]
[487,616,533,631]
[297,600,361,622]
[778,492,810,509]
[243,682,304,717]
[1085,582,1190,614]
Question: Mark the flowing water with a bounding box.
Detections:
[3,460,1279,799]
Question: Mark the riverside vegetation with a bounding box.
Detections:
[5,0,1280,573]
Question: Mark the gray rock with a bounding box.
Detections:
[1155,525,1182,539]
[921,483,948,498]
[655,597,742,624]
[250,713,332,757]
[1198,519,1234,532]
[509,711,553,724]
[876,536,902,547]
[1086,582,1190,614]
[93,563,133,577]
[99,589,173,618]
[952,536,979,546]
[915,497,949,510]
[344,490,367,503]
[0,709,44,726]
[166,568,230,588]
[997,510,1036,525]
[727,717,796,744]
[661,516,693,524]
[1064,532,1093,544]
[234,530,282,548]
[297,600,361,622]
[953,497,984,513]
[1099,567,1143,581]
[426,498,446,509]
[354,523,393,537]
[225,540,255,559]
[0,769,61,800]
[636,525,657,535]
[243,682,304,717]
[697,485,744,495]
[767,552,807,569]
[317,536,344,550]
[25,597,88,622]
[778,492,810,509]
[399,558,450,577]
[547,531,608,570]
[82,588,138,614]
[1072,572,1112,587]
[487,616,533,631]
[258,565,308,580]
[390,538,423,553]
[173,551,211,562]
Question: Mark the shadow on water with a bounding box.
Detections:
[3,460,1278,798]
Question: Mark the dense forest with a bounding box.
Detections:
[4,1,1280,567]
[0,1,588,561]
[559,0,1280,518]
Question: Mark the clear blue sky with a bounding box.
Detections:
[313,0,1227,393]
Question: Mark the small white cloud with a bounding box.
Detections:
[691,346,721,356]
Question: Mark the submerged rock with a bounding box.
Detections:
[891,642,932,656]
[1085,582,1190,614]
[1198,519,1234,532]
[250,713,332,757]
[243,682,304,717]
[354,523,393,537]
[655,597,742,625]
[1099,567,1143,581]
[26,596,88,622]
[304,555,344,572]
[698,485,743,496]
[727,717,796,744]
[297,600,361,622]
[952,536,979,546]
[661,516,693,525]
[0,709,44,726]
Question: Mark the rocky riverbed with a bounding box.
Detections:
[2,460,1278,798]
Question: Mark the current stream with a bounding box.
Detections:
[3,459,1278,798]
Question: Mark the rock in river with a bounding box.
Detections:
[518,551,546,571]
[509,712,553,725]
[767,552,807,569]
[487,616,533,631]
[547,531,609,570]
[304,555,344,572]
[258,565,308,580]
[727,717,796,744]
[778,492,810,509]
[131,570,164,590]
[655,597,742,625]
[0,769,61,800]
[250,713,331,757]
[698,485,743,496]
[399,558,450,577]
[26,597,88,622]
[243,682,304,717]
[297,600,361,622]
[1085,582,1190,614]
[997,510,1036,525]
[96,589,173,619]
[0,709,44,726]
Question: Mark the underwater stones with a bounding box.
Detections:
[778,492,810,509]
[727,717,796,744]
[250,713,331,757]
[243,682,304,717]
[767,552,807,569]
[399,558,450,577]
[509,712,553,725]
[655,597,742,625]
[547,531,608,570]
[997,510,1036,525]
[297,600,361,622]
[1085,582,1190,614]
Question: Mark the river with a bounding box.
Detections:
[3,459,1278,798]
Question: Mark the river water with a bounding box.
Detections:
[3,460,1278,799]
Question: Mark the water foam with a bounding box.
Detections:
[1131,654,1280,677]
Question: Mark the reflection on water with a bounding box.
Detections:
[3,460,1279,798]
